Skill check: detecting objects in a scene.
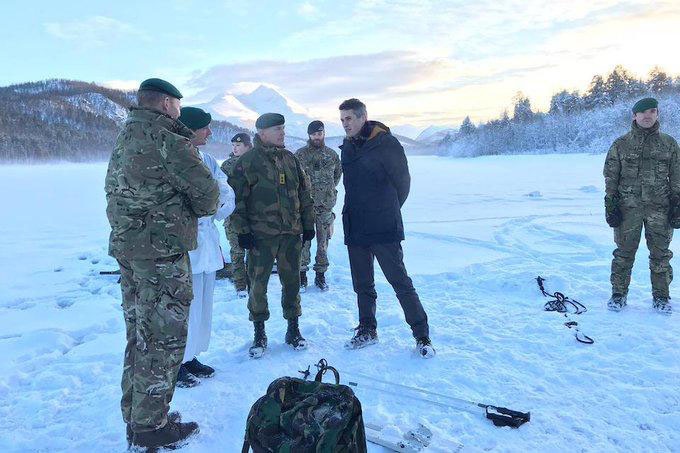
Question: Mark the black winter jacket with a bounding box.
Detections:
[340,121,410,246]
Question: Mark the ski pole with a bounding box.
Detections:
[343,371,530,428]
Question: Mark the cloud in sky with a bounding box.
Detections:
[186,0,680,128]
[44,16,148,47]
[297,1,320,20]
[102,80,140,91]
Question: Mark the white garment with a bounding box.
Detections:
[183,271,216,362]
[183,151,235,362]
[189,151,235,274]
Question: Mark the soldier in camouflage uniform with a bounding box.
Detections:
[221,133,253,298]
[105,78,220,449]
[296,120,342,291]
[228,113,315,358]
[604,97,680,315]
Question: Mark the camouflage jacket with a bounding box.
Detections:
[105,107,220,259]
[228,135,314,236]
[604,121,680,208]
[220,153,240,178]
[296,142,342,211]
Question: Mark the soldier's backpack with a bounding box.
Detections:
[241,361,367,453]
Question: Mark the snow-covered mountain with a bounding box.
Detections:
[0,79,248,162]
[195,84,344,139]
[416,125,458,143]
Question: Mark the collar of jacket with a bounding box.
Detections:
[254,134,285,151]
[631,119,660,138]
[347,120,390,148]
[127,107,195,139]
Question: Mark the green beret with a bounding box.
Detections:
[231,133,252,145]
[308,120,324,135]
[255,113,285,130]
[139,78,183,99]
[178,107,211,130]
[632,97,658,114]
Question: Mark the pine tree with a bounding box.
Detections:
[584,75,609,109]
[647,67,671,94]
[512,92,533,122]
[459,116,475,135]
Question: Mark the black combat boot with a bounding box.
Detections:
[249,321,267,359]
[185,357,215,378]
[607,293,627,312]
[176,363,200,388]
[300,271,308,291]
[285,317,307,350]
[314,272,329,291]
[653,296,672,315]
[131,418,199,451]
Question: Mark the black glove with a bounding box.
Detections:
[238,233,255,249]
[302,229,315,242]
[670,197,680,229]
[604,195,623,228]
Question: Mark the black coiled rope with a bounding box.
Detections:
[536,276,593,344]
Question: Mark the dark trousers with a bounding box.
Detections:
[347,242,429,338]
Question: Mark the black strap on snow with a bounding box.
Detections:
[98,270,121,275]
[314,358,340,385]
[536,276,594,344]
[563,321,594,344]
[536,276,587,314]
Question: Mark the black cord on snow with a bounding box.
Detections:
[536,276,594,344]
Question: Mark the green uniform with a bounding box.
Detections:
[296,142,342,273]
[228,135,314,321]
[105,107,220,432]
[603,121,680,298]
[221,153,248,290]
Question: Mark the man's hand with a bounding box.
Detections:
[605,195,623,228]
[238,233,255,249]
[302,229,315,242]
[670,197,680,229]
[328,221,334,239]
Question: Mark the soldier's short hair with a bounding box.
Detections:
[339,98,367,119]
[137,89,168,109]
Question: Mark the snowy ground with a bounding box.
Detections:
[1,154,679,452]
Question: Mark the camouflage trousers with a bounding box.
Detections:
[247,234,302,322]
[117,253,192,433]
[611,205,674,298]
[301,208,334,273]
[225,220,248,290]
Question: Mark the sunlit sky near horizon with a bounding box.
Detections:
[3,0,679,131]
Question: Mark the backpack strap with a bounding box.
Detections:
[314,359,340,384]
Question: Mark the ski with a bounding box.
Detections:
[365,422,463,452]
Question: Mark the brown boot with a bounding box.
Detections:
[131,418,199,451]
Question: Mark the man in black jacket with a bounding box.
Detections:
[339,98,434,358]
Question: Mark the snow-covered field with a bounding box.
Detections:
[1,154,678,452]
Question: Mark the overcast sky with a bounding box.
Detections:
[3,0,679,129]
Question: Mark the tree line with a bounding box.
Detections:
[445,66,680,157]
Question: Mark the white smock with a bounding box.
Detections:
[183,151,235,362]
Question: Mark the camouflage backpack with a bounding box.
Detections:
[241,362,367,453]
